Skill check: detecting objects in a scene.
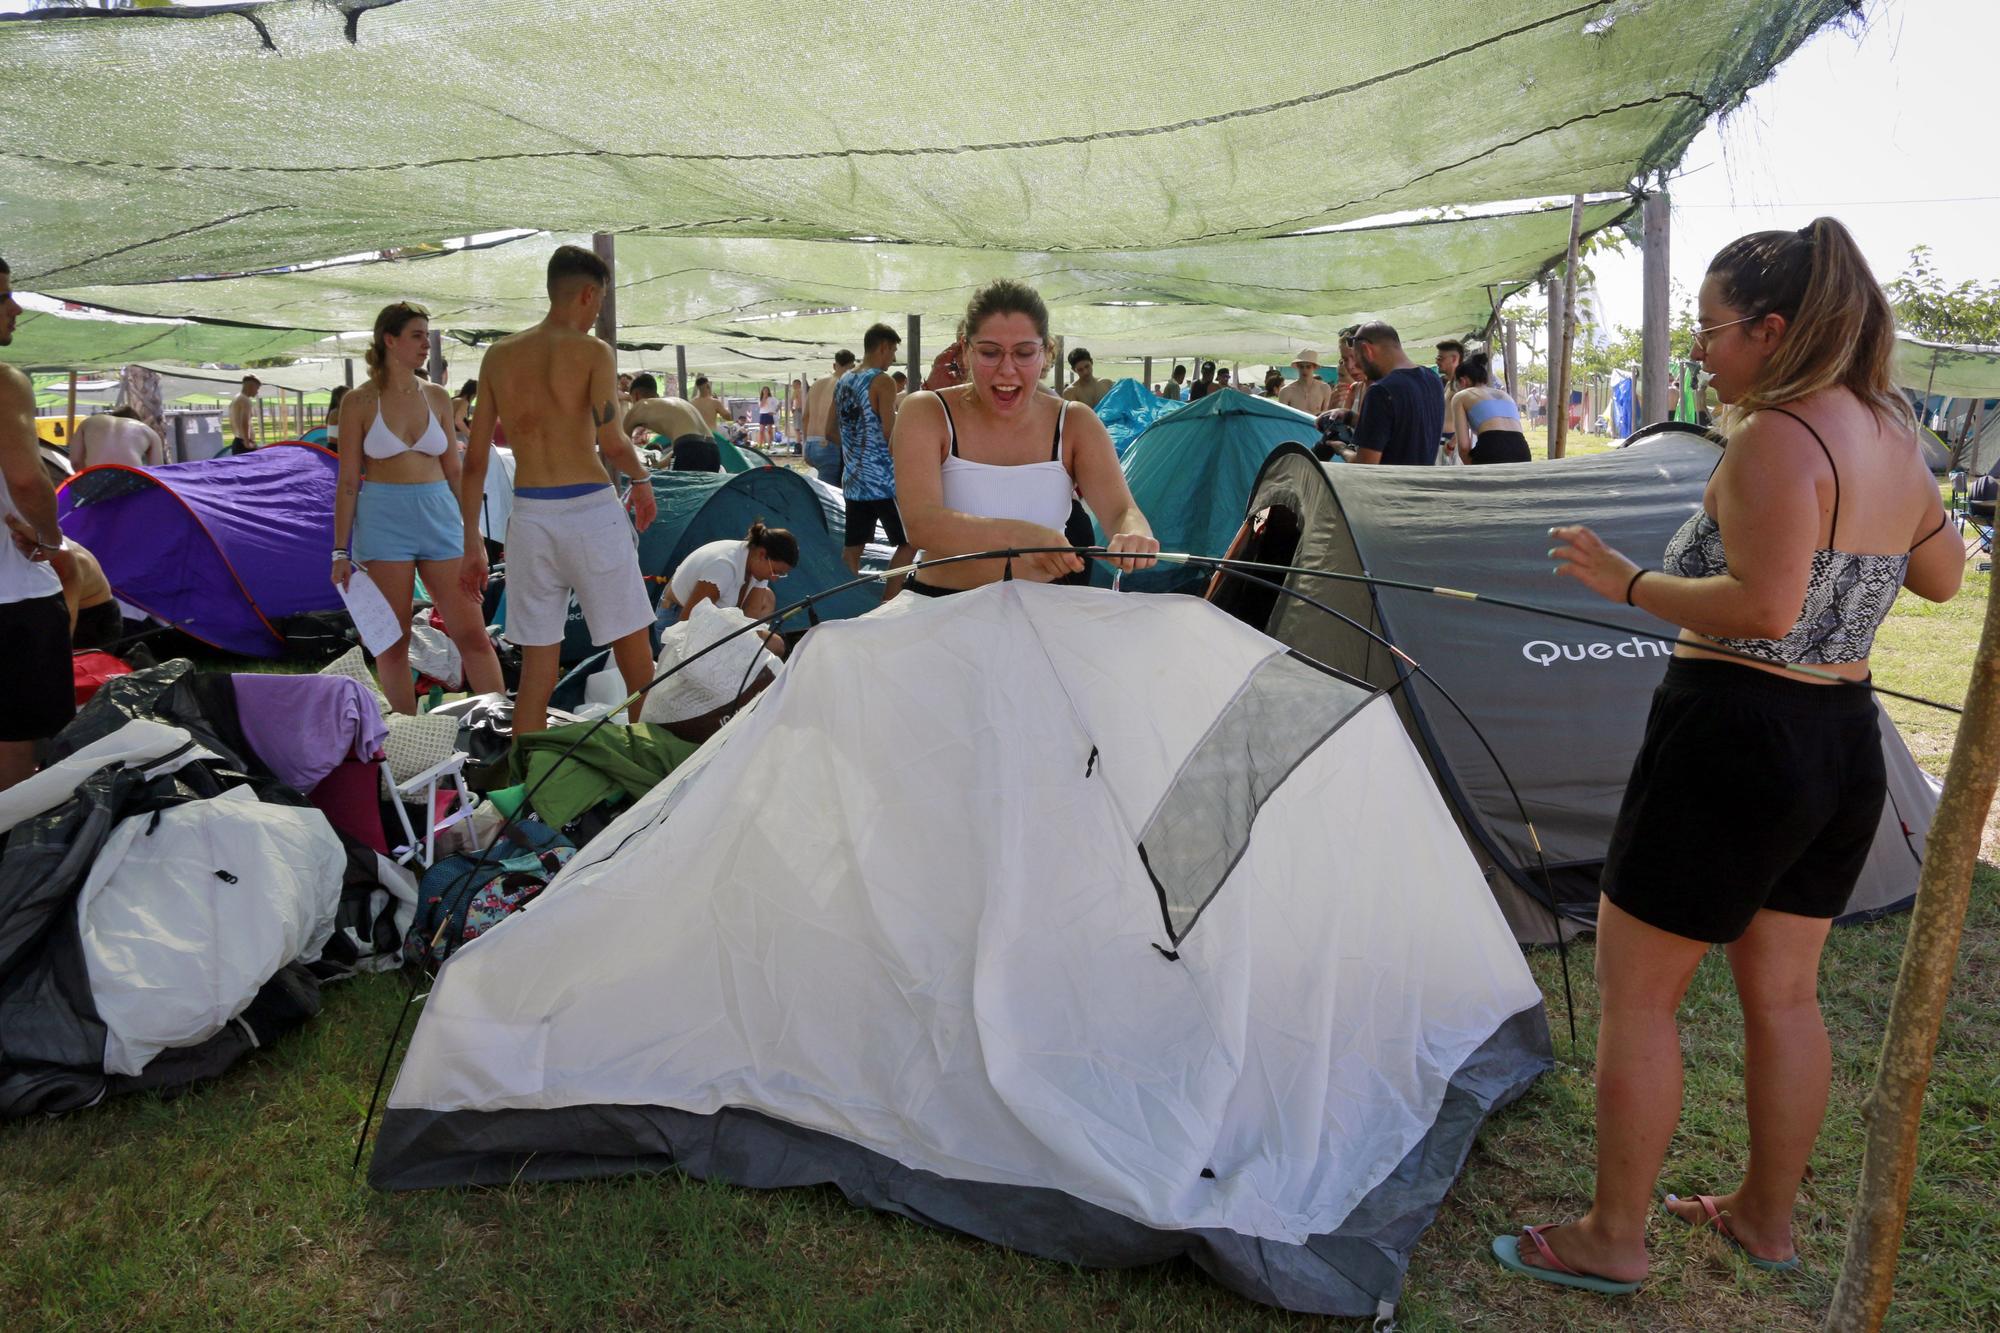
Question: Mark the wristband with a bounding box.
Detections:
[331,548,350,560]
[1623,567,1650,606]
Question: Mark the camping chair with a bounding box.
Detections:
[384,749,476,869]
[1956,470,1995,570]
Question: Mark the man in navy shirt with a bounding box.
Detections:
[1350,322,1443,466]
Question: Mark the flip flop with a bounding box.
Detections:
[1491,1224,1642,1295]
[1663,1193,1803,1272]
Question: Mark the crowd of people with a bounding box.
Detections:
[0,217,1970,1308]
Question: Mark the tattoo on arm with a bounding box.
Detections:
[593,398,617,427]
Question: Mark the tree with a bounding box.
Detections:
[1886,246,2000,347]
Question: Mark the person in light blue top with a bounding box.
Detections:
[1446,354,1531,464]
[836,322,916,597]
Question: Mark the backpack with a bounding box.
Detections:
[407,818,573,969]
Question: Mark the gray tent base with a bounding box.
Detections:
[372,1006,1550,1318]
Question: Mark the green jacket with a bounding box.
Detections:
[507,723,699,830]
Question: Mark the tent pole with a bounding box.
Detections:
[674,345,688,401]
[1640,188,1671,428]
[592,233,617,349]
[907,315,921,390]
[65,370,76,445]
[1551,194,1585,459]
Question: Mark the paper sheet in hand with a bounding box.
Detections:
[339,569,403,655]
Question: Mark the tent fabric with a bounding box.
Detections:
[637,468,878,631]
[2,2,1845,286]
[371,584,1550,1316]
[1093,378,1180,456]
[56,443,343,657]
[1105,391,1320,594]
[1223,439,1936,941]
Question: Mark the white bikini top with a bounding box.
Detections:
[936,391,1076,532]
[363,398,450,460]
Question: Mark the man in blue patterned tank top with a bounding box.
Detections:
[837,322,917,598]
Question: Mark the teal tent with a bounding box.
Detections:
[1100,392,1321,594]
[1093,378,1180,457]
[638,467,877,631]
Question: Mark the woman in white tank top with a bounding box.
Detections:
[893,280,1156,593]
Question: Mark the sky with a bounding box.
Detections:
[1588,0,1999,332]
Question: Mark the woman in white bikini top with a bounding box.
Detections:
[330,301,504,714]
[893,279,1158,594]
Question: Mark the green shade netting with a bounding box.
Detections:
[1894,336,2000,401]
[45,202,1635,353]
[0,311,336,371]
[1,1,1846,285]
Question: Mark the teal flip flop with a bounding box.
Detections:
[1491,1225,1642,1295]
[1663,1194,1803,1273]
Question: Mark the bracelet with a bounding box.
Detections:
[331,548,349,560]
[1623,567,1650,606]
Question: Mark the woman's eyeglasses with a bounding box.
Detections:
[1690,313,1759,349]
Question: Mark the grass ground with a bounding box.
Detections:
[1,522,1990,1330]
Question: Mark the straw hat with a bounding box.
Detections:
[1291,348,1321,368]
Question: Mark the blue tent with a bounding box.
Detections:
[1093,378,1180,456]
[638,467,877,632]
[1100,392,1320,594]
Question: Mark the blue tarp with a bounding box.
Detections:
[1093,378,1180,457]
[1610,375,1635,439]
[1100,391,1320,594]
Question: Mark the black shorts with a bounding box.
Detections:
[843,496,907,549]
[1469,429,1531,464]
[1601,657,1885,944]
[72,600,124,652]
[0,591,76,743]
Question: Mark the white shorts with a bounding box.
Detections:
[503,487,653,648]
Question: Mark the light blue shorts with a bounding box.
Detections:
[352,479,463,565]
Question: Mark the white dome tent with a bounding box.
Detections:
[371,584,1550,1317]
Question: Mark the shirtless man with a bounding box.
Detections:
[72,407,165,470]
[621,373,706,447]
[690,377,730,433]
[459,245,659,735]
[1060,346,1113,410]
[1277,348,1334,415]
[802,349,853,485]
[47,536,120,649]
[228,376,260,453]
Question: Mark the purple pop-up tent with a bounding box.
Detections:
[58,442,342,657]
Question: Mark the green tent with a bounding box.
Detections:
[1101,391,1322,594]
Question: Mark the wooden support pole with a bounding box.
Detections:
[1825,579,2000,1331]
[344,358,355,389]
[1143,355,1153,390]
[1551,194,1586,458]
[1053,336,1066,393]
[1503,316,1521,405]
[592,233,617,347]
[907,315,921,390]
[65,370,77,445]
[1640,189,1672,429]
[674,345,688,401]
[426,329,445,386]
[1544,275,1565,450]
